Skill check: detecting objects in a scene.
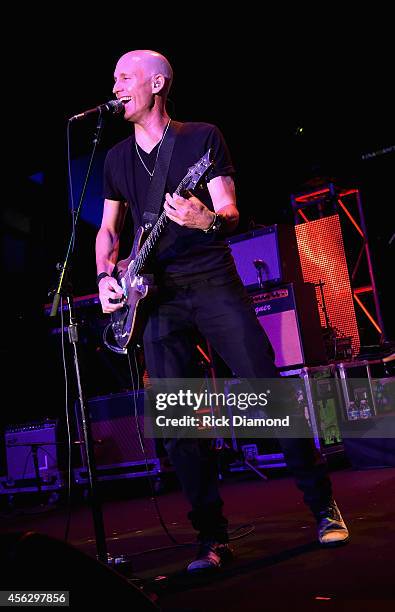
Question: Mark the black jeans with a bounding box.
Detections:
[143,274,332,542]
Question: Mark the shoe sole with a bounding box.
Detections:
[187,549,234,572]
[319,535,350,547]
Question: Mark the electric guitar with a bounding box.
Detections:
[109,149,213,350]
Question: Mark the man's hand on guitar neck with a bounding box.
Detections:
[98,276,125,313]
[164,192,215,231]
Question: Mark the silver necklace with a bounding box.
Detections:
[134,120,171,179]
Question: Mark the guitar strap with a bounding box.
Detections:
[142,120,183,230]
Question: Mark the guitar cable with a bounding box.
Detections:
[127,347,179,545]
[60,298,74,542]
[123,348,256,557]
[103,321,128,355]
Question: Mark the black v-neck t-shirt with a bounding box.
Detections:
[103,121,238,285]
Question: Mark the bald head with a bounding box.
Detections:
[116,50,173,97]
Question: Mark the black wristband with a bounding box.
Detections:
[96,272,110,286]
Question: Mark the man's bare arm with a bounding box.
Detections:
[163,175,239,232]
[96,199,128,313]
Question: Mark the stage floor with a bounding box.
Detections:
[1,466,395,610]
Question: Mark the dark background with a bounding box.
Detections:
[2,19,394,430]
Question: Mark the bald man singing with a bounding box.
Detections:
[96,50,349,572]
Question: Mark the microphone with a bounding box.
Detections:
[69,99,124,122]
[253,259,264,269]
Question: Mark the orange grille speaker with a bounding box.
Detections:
[295,214,360,356]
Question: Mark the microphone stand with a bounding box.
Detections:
[253,259,266,289]
[49,113,108,564]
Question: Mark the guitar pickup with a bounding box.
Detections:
[121,277,128,298]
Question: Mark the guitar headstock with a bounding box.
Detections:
[184,149,213,190]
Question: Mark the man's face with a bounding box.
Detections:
[113,55,153,122]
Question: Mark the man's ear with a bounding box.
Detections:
[152,74,166,93]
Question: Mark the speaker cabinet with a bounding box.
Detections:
[228,225,303,290]
[74,391,162,482]
[252,283,326,370]
[5,421,58,481]
[295,214,360,356]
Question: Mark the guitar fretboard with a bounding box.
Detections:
[130,171,202,276]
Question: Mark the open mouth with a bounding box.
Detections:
[119,96,132,105]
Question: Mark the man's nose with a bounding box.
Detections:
[113,79,122,95]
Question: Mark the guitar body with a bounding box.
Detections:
[111,227,156,349]
[109,149,213,350]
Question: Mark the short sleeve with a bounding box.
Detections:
[205,125,235,183]
[103,148,126,201]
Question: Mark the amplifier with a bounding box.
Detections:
[75,390,161,472]
[228,225,303,290]
[4,420,60,485]
[252,283,326,369]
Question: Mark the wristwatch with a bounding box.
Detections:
[203,212,223,233]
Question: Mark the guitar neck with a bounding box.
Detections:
[131,178,190,276]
